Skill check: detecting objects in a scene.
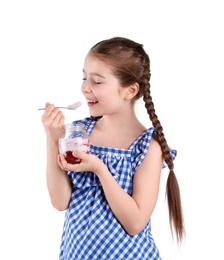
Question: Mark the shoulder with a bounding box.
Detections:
[137,137,163,173]
[147,137,163,157]
[145,128,177,169]
[130,127,156,170]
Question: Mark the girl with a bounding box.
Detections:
[41,37,185,260]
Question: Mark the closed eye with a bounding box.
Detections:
[93,81,101,84]
[82,78,101,84]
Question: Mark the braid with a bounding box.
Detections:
[143,84,185,243]
[135,48,185,242]
[143,85,173,169]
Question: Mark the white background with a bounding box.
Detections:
[0,0,223,259]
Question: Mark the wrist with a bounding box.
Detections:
[95,162,109,179]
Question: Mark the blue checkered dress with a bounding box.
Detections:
[59,117,177,260]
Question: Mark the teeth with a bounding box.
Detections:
[88,100,98,103]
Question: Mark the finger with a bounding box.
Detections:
[41,103,55,122]
[54,112,65,125]
[43,104,62,122]
[43,106,64,127]
[45,102,51,108]
[72,150,87,160]
[58,154,81,172]
[44,103,56,116]
[49,108,63,122]
[58,154,71,170]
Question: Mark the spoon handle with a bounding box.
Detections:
[38,102,82,111]
[38,107,66,110]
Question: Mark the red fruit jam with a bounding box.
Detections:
[65,151,81,164]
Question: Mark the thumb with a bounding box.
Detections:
[72,150,87,159]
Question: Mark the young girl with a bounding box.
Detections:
[41,37,185,260]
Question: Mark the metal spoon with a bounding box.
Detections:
[38,101,83,110]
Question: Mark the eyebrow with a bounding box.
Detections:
[82,69,105,79]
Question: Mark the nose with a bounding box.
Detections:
[81,81,92,93]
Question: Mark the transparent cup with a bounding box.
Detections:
[59,123,90,164]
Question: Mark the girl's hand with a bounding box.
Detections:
[41,103,65,141]
[58,150,107,175]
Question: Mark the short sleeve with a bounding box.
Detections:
[130,128,155,172]
[130,127,177,171]
[162,147,177,169]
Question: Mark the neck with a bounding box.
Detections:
[97,107,145,134]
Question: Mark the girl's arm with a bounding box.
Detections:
[98,138,163,235]
[45,138,72,211]
[41,103,72,211]
[59,138,163,235]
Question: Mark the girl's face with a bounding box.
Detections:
[81,54,129,117]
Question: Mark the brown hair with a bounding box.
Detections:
[89,36,185,243]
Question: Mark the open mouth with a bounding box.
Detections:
[87,100,98,105]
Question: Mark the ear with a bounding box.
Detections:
[124,83,140,100]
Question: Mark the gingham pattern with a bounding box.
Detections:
[59,117,177,260]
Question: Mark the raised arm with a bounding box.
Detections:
[41,103,72,211]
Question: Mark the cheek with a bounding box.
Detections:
[93,89,106,100]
